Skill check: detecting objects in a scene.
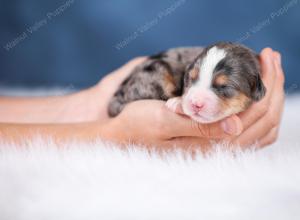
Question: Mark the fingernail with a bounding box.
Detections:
[221,117,240,135]
[263,48,273,61]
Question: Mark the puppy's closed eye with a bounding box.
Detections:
[213,74,238,98]
[216,85,237,98]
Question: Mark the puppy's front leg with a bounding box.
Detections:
[165,97,184,114]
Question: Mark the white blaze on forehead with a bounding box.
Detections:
[196,46,227,88]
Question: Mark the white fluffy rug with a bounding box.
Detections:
[0,94,300,220]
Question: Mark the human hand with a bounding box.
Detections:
[168,48,285,149]
[104,99,242,150]
[163,48,285,149]
[93,57,147,122]
[95,48,285,150]
[230,48,285,148]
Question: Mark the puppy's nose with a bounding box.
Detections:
[190,101,205,112]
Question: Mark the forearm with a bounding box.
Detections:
[0,85,103,123]
[0,121,116,145]
[0,58,146,124]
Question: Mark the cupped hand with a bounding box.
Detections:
[94,57,147,121]
[106,99,242,150]
[230,48,285,148]
[159,47,285,149]
[96,48,285,150]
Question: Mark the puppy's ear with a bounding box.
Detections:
[251,54,266,101]
[251,75,266,101]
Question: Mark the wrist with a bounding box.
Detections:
[99,116,132,144]
[66,84,104,122]
[94,118,115,142]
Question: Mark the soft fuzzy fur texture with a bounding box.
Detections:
[0,94,300,220]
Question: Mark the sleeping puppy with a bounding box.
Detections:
[108,42,266,123]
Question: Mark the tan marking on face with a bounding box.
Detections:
[163,72,177,97]
[219,92,252,115]
[214,74,228,86]
[190,67,199,80]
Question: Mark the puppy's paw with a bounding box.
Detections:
[165,97,183,114]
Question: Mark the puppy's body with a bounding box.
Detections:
[108,42,266,123]
[108,47,204,117]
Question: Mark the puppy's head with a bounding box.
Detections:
[182,42,266,123]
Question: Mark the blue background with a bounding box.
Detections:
[1,0,299,93]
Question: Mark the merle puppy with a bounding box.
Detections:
[108,42,266,123]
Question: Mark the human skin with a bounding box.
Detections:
[0,48,284,149]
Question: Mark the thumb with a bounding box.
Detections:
[112,57,147,79]
[171,114,243,139]
[220,115,243,136]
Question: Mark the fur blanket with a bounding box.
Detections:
[0,94,300,220]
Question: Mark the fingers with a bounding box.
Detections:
[238,48,277,130]
[232,89,283,147]
[160,136,211,152]
[166,111,243,139]
[232,51,285,147]
[256,51,285,148]
[124,100,242,142]
[273,52,285,89]
[98,56,147,91]
[257,126,279,148]
[98,56,148,103]
[154,126,278,152]
[111,57,147,79]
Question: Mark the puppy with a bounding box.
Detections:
[108,42,266,123]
